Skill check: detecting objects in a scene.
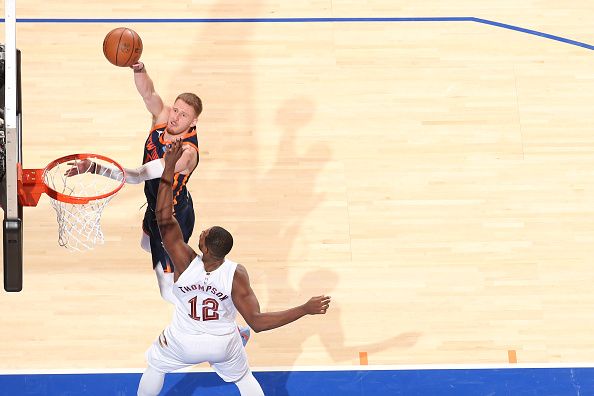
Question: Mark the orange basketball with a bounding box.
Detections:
[103,27,143,67]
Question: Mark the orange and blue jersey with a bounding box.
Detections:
[142,123,199,271]
[142,123,199,211]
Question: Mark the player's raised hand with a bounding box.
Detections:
[131,62,145,72]
[304,295,331,315]
[164,139,184,170]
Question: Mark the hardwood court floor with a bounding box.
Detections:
[2,1,594,370]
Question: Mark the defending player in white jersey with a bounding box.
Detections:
[137,139,331,396]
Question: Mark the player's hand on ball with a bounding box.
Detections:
[131,62,144,72]
[304,295,331,315]
[164,139,184,169]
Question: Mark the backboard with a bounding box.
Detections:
[1,44,23,292]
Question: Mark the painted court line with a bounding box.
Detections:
[0,17,593,51]
[359,351,369,365]
[4,362,594,375]
[508,350,518,364]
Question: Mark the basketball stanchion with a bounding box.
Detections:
[18,153,126,251]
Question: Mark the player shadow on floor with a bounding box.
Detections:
[248,95,420,394]
[253,270,421,396]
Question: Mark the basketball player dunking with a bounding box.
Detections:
[67,61,250,344]
[68,61,198,286]
[136,139,331,396]
[130,62,200,290]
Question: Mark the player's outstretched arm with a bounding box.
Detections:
[156,139,197,281]
[131,62,168,124]
[65,146,197,184]
[231,264,331,333]
[125,146,196,181]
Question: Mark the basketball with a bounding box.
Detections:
[103,27,143,67]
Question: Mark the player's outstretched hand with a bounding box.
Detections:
[64,159,94,177]
[304,295,331,315]
[164,139,184,170]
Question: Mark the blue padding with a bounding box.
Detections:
[2,367,594,395]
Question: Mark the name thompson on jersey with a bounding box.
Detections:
[177,283,230,301]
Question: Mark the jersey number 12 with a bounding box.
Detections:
[188,297,220,321]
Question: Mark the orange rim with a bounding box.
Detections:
[43,153,126,204]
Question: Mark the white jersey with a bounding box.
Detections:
[170,255,239,335]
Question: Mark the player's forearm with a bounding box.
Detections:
[250,305,308,333]
[133,63,155,99]
[135,65,165,116]
[91,159,163,184]
[155,164,175,224]
[123,160,164,184]
[90,162,125,183]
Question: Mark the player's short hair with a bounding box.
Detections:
[176,92,203,117]
[205,226,233,258]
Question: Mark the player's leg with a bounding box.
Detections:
[145,201,193,278]
[143,212,177,301]
[140,327,194,395]
[150,198,193,302]
[142,213,163,270]
[211,331,263,395]
[138,331,170,396]
[234,371,264,396]
[141,225,176,302]
[140,230,151,253]
[176,197,195,246]
[154,264,175,304]
[152,249,174,301]
[137,366,165,396]
[148,236,175,301]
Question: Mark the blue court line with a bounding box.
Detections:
[472,17,594,51]
[2,367,594,395]
[0,16,593,51]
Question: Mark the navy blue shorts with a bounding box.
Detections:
[142,195,195,271]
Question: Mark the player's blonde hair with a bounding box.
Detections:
[176,93,203,117]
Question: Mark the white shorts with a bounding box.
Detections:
[145,325,249,382]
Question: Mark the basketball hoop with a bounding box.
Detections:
[18,154,126,251]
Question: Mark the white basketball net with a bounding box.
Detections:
[43,157,124,251]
